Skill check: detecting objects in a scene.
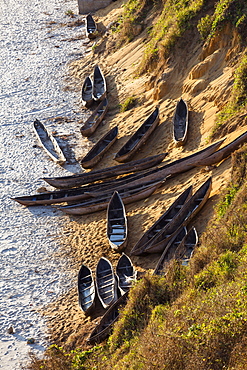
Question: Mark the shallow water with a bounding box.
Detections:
[0,0,87,367]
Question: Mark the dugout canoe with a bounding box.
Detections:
[173,98,189,147]
[92,65,106,102]
[33,119,66,165]
[78,264,96,316]
[85,14,97,39]
[42,153,167,188]
[116,253,136,295]
[153,226,187,275]
[175,226,198,266]
[80,98,108,137]
[59,180,164,215]
[81,76,93,108]
[114,106,160,163]
[87,291,128,344]
[81,126,118,169]
[142,177,212,255]
[107,191,127,252]
[96,257,118,309]
[130,185,193,256]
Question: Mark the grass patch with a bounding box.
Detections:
[120,96,138,112]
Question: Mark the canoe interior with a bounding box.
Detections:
[116,253,136,294]
[107,191,127,251]
[78,264,95,315]
[96,257,117,308]
[80,97,108,137]
[81,76,93,106]
[93,65,106,101]
[173,98,188,144]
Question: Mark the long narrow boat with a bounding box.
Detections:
[141,177,212,255]
[85,14,97,39]
[107,191,127,252]
[192,130,247,167]
[80,98,108,137]
[33,119,66,165]
[11,161,167,206]
[153,226,187,275]
[81,126,118,169]
[78,264,96,316]
[116,253,136,295]
[175,226,198,266]
[114,106,160,163]
[96,257,118,309]
[87,291,128,344]
[173,98,189,147]
[92,65,106,102]
[130,185,193,256]
[42,153,167,189]
[81,76,93,108]
[59,180,164,215]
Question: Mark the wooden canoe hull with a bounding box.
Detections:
[81,126,118,169]
[81,76,93,108]
[87,291,128,344]
[42,153,167,188]
[80,98,108,137]
[173,98,188,147]
[116,253,136,295]
[142,177,212,255]
[96,257,118,309]
[86,14,97,39]
[130,185,193,256]
[92,65,106,102]
[59,180,164,215]
[33,119,66,165]
[107,191,128,252]
[78,264,96,316]
[114,106,160,163]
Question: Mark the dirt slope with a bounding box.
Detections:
[45,1,247,348]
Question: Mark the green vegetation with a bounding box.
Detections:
[210,50,247,139]
[120,96,138,112]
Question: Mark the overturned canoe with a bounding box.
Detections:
[116,253,136,295]
[96,257,118,309]
[141,177,212,255]
[87,291,128,344]
[59,180,164,215]
[86,14,97,39]
[93,65,106,102]
[80,98,108,137]
[81,126,118,169]
[114,106,160,163]
[42,153,167,189]
[107,191,127,252]
[81,76,93,108]
[33,119,66,165]
[130,185,192,256]
[173,98,189,147]
[78,264,96,316]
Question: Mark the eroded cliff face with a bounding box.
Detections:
[47,3,247,348]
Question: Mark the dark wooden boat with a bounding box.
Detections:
[33,119,66,165]
[59,180,164,215]
[42,153,167,189]
[85,14,97,39]
[175,226,198,266]
[192,130,247,167]
[153,226,187,275]
[81,76,93,108]
[130,185,193,256]
[107,191,127,252]
[81,126,118,169]
[96,257,118,309]
[78,264,96,316]
[116,253,136,295]
[173,98,189,147]
[80,98,108,137]
[92,65,106,102]
[87,291,129,344]
[142,177,212,255]
[11,161,167,206]
[114,106,160,163]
